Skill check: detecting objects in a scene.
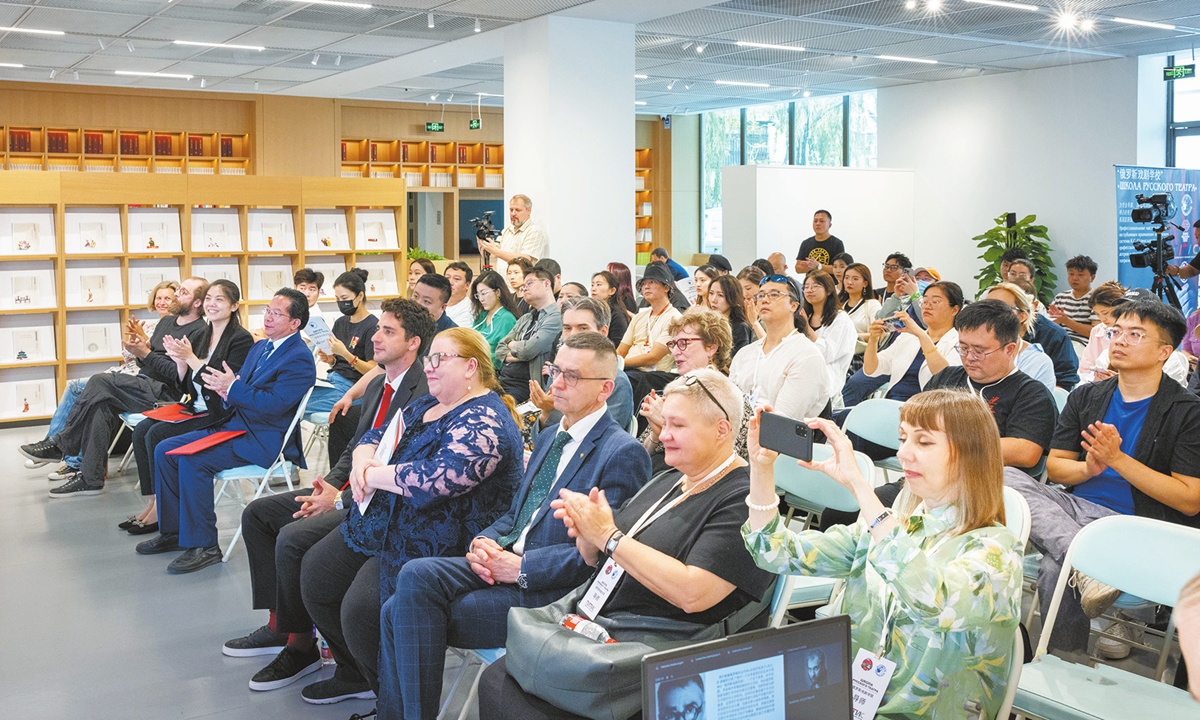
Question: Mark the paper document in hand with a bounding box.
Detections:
[305,314,333,354]
[358,406,407,515]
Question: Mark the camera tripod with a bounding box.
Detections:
[1149,226,1183,311]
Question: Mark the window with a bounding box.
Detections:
[699,91,879,252]
[1168,58,1200,168]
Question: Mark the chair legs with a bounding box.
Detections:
[437,650,496,720]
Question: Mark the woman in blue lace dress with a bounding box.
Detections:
[298,327,524,705]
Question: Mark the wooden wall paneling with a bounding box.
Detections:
[301,177,406,207]
[259,96,338,177]
[0,171,61,204]
[187,175,302,207]
[60,172,188,206]
[341,102,504,144]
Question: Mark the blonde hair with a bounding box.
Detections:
[987,282,1036,336]
[663,368,743,437]
[146,280,180,311]
[667,309,734,374]
[894,389,1006,535]
[436,327,521,427]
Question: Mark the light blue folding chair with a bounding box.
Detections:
[1051,386,1069,413]
[1013,515,1200,719]
[843,398,903,479]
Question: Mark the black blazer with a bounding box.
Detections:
[330,360,429,489]
[178,324,255,425]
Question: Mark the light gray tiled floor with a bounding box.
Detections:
[0,423,478,720]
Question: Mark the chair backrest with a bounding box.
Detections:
[1002,486,1031,548]
[628,413,638,437]
[1038,515,1200,657]
[276,386,315,465]
[772,444,868,515]
[1052,386,1069,412]
[843,398,903,451]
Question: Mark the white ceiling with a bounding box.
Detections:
[0,0,1196,113]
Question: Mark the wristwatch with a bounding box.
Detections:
[517,556,529,589]
[335,495,344,511]
[604,530,625,557]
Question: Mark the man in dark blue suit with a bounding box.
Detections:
[377,331,652,720]
[136,288,317,574]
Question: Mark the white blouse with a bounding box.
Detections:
[811,311,858,395]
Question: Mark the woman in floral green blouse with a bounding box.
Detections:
[742,389,1023,719]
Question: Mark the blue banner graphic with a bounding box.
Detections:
[1115,165,1200,315]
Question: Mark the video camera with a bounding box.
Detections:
[471,211,497,243]
[1130,193,1174,227]
[1129,193,1176,269]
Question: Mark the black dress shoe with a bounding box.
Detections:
[135,533,181,555]
[118,515,139,531]
[127,520,159,536]
[20,438,63,463]
[167,546,223,574]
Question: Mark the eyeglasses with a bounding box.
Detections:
[753,290,793,303]
[882,264,902,271]
[954,344,1006,361]
[546,364,607,387]
[263,308,292,320]
[1106,328,1159,346]
[666,336,704,351]
[422,352,466,369]
[661,702,703,720]
[474,289,494,299]
[684,374,729,423]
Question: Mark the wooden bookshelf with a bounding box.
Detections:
[0,172,406,425]
[0,124,253,175]
[341,137,503,189]
[634,117,673,264]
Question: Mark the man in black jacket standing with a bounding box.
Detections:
[221,298,433,695]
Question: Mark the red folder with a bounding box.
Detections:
[165,430,245,456]
[143,403,208,423]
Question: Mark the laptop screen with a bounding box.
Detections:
[642,616,851,720]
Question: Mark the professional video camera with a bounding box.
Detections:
[470,210,498,269]
[1128,192,1181,309]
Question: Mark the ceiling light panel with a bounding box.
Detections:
[233,25,355,51]
[432,1,592,22]
[174,40,266,51]
[20,6,142,35]
[637,7,776,36]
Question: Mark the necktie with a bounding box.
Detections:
[496,431,572,548]
[252,342,275,378]
[371,383,396,429]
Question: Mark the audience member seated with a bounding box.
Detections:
[729,274,831,421]
[1181,305,1200,382]
[306,269,379,416]
[126,280,254,535]
[470,270,520,365]
[999,247,1029,280]
[589,270,629,347]
[983,282,1058,391]
[874,252,915,306]
[752,257,776,277]
[557,281,587,305]
[1010,276,1080,388]
[840,262,881,377]
[477,369,774,720]
[641,310,752,474]
[1007,300,1200,658]
[21,277,209,498]
[377,331,652,720]
[406,258,434,294]
[829,251,854,292]
[1085,288,1191,388]
[743,391,1022,719]
[1076,281,1127,384]
[222,298,432,693]
[799,269,857,398]
[768,251,788,275]
[411,273,457,334]
[861,281,963,404]
[691,263,719,309]
[840,253,925,405]
[505,256,534,311]
[619,262,682,410]
[26,280,176,483]
[1006,257,1035,284]
[649,246,689,282]
[292,266,326,317]
[444,262,476,328]
[298,328,523,704]
[706,274,756,357]
[527,297,633,433]
[606,261,639,317]
[496,266,562,404]
[1050,254,1100,348]
[533,257,562,297]
[1178,571,1200,703]
[134,288,316,574]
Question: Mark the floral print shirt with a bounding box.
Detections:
[742,500,1023,719]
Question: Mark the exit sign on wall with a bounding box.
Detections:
[426,122,445,132]
[1165,65,1196,81]
[469,118,482,130]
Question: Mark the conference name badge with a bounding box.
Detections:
[850,648,895,720]
[577,557,624,620]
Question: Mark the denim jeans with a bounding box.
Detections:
[303,372,357,416]
[48,377,87,469]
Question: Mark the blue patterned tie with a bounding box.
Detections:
[496,431,572,548]
[251,341,275,379]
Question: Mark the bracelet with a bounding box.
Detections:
[921,346,937,357]
[867,509,894,532]
[745,496,779,512]
[603,527,621,549]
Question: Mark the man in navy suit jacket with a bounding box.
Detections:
[136,289,317,575]
[376,332,652,720]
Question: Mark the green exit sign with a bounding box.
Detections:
[469,118,482,130]
[425,121,445,132]
[1164,64,1196,81]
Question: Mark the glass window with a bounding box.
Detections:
[848,91,878,168]
[1174,74,1200,123]
[1177,134,1200,169]
[794,95,843,166]
[701,108,741,253]
[744,102,790,165]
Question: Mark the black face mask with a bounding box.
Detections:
[337,299,357,316]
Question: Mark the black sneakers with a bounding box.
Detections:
[248,645,322,691]
[47,473,103,499]
[167,546,223,574]
[301,677,377,705]
[223,625,289,658]
[20,438,63,463]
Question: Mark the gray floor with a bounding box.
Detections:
[0,423,478,720]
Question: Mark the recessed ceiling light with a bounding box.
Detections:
[0,62,24,68]
[427,12,435,28]
[447,93,453,102]
[735,41,805,52]
[312,53,320,65]
[430,93,438,101]
[98,39,107,50]
[667,79,677,90]
[200,78,206,88]
[335,55,341,65]
[1080,18,1095,31]
[635,101,647,105]
[1056,12,1077,29]
[714,79,769,87]
[927,0,942,10]
[0,26,65,36]
[695,43,707,53]
[877,54,938,64]
[474,18,481,33]
[905,0,917,8]
[49,69,57,78]
[803,90,812,97]
[287,0,372,8]
[115,70,193,79]
[681,41,693,51]
[1111,16,1176,30]
[73,70,79,80]
[174,40,265,51]
[634,74,648,79]
[963,0,1038,10]
[126,40,135,52]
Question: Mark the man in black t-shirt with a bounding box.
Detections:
[924,300,1058,475]
[794,209,844,274]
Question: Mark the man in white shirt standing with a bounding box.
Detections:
[443,261,476,328]
[478,194,549,278]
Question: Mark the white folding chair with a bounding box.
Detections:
[302,412,330,474]
[213,386,313,562]
[1012,515,1200,719]
[110,412,147,475]
[438,647,506,720]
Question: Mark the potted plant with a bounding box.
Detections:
[973,212,1058,304]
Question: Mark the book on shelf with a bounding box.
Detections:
[202,223,229,250]
[259,223,284,249]
[220,167,246,176]
[640,202,652,216]
[13,223,40,252]
[370,143,378,162]
[341,142,347,161]
[84,133,104,154]
[458,146,467,164]
[79,222,106,250]
[364,267,386,294]
[430,146,438,164]
[636,228,652,244]
[11,275,39,306]
[15,382,44,416]
[155,135,173,156]
[362,221,385,245]
[221,137,233,158]
[47,132,69,154]
[314,223,338,248]
[635,176,645,190]
[402,145,409,162]
[261,270,285,295]
[404,172,422,187]
[188,166,214,175]
[140,272,165,295]
[121,165,150,174]
[340,170,362,178]
[484,146,492,164]
[484,173,503,189]
[120,134,140,155]
[458,173,477,188]
[80,275,108,305]
[12,329,40,360]
[140,223,164,250]
[188,136,204,157]
[9,130,31,153]
[85,164,113,173]
[83,326,109,355]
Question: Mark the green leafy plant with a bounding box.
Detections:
[407,247,446,261]
[973,213,1057,304]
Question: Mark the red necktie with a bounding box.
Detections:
[371,384,395,429]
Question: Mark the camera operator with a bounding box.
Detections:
[477,194,549,279]
[1164,220,1200,279]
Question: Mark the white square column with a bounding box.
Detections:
[504,16,636,282]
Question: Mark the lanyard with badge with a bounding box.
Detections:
[576,454,738,620]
